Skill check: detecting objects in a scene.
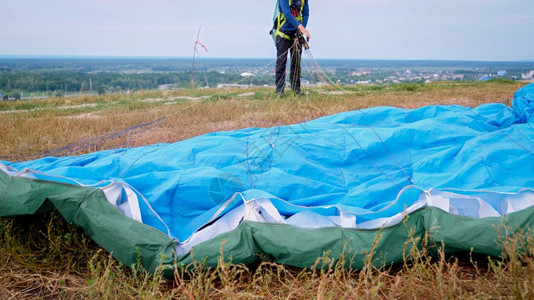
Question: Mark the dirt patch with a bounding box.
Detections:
[237,92,255,97]
[63,112,102,119]
[0,103,99,114]
[58,103,98,110]
[318,90,345,95]
[0,109,27,114]
[438,97,473,106]
[142,96,209,103]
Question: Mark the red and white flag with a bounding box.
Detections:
[195,39,209,53]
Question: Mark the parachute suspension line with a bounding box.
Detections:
[0,138,44,160]
[230,58,275,86]
[291,39,302,92]
[305,51,335,88]
[202,62,210,88]
[300,57,324,90]
[118,145,170,179]
[108,103,206,177]
[272,39,307,93]
[303,50,341,91]
[301,49,409,129]
[218,38,330,92]
[7,116,167,161]
[244,127,256,189]
[509,124,534,149]
[299,50,326,88]
[3,98,204,162]
[289,41,339,93]
[362,124,414,184]
[195,53,210,88]
[229,47,291,87]
[470,106,534,156]
[497,129,534,157]
[275,48,289,91]
[300,55,334,91]
[333,123,404,190]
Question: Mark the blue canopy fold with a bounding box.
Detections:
[3,83,534,244]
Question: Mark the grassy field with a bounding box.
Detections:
[1,80,534,299]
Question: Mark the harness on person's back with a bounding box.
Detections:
[270,0,305,41]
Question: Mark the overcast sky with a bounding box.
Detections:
[1,0,533,61]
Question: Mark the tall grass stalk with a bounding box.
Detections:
[1,81,533,298]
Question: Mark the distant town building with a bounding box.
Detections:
[497,70,507,77]
[349,70,371,76]
[522,70,534,80]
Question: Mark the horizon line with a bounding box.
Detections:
[0,54,533,63]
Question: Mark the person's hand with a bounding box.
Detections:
[297,25,311,41]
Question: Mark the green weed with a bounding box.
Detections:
[1,81,533,298]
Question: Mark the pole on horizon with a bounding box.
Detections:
[190,26,202,89]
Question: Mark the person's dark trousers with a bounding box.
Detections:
[275,34,302,94]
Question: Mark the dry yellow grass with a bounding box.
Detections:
[0,81,523,160]
[1,80,533,299]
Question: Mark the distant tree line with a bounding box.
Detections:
[0,69,272,96]
[0,69,188,94]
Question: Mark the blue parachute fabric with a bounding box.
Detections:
[3,83,534,244]
[513,84,534,123]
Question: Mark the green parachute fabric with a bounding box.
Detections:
[1,83,534,275]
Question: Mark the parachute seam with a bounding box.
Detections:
[479,152,498,188]
[332,123,402,190]
[363,124,414,184]
[119,144,170,178]
[244,128,255,189]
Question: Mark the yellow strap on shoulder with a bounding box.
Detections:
[276,0,305,40]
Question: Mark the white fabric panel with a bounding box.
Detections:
[244,197,286,224]
[501,189,534,214]
[175,205,245,255]
[101,183,143,223]
[0,162,18,176]
[4,162,534,254]
[286,210,338,228]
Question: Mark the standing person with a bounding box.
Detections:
[271,0,310,95]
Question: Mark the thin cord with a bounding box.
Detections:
[333,123,404,190]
